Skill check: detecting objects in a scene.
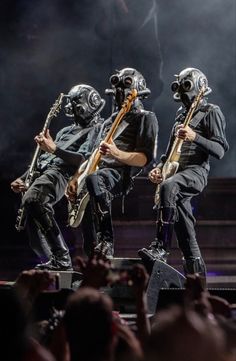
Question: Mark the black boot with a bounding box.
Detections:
[26,217,52,260]
[138,207,176,263]
[35,222,72,271]
[92,198,114,259]
[183,256,207,279]
[94,232,114,259]
[25,201,72,270]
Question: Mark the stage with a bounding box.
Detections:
[1,177,236,292]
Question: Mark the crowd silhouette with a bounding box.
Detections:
[1,256,236,361]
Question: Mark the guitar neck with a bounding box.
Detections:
[166,86,206,164]
[88,108,128,172]
[167,137,183,163]
[86,89,138,173]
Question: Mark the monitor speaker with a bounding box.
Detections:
[146,259,186,313]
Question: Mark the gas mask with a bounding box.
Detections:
[106,68,150,109]
[65,84,105,126]
[171,68,212,108]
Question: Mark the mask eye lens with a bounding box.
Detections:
[171,81,179,92]
[110,75,120,86]
[182,80,192,91]
[71,93,83,104]
[89,91,100,109]
[124,76,133,87]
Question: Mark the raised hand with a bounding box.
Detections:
[76,255,111,289]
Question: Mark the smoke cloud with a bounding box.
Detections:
[0,0,235,178]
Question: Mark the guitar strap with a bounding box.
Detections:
[189,111,205,128]
[113,120,129,140]
[99,113,129,142]
[190,104,212,128]
[57,126,91,150]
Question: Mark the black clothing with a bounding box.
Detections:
[38,123,92,176]
[22,120,102,265]
[163,104,228,266]
[99,108,157,168]
[140,102,228,277]
[82,107,159,257]
[160,103,229,171]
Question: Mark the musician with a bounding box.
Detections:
[11,84,105,270]
[138,68,229,278]
[67,68,159,258]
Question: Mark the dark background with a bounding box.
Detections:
[0,0,235,178]
[0,0,235,277]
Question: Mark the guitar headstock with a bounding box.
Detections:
[50,93,65,117]
[121,89,138,113]
[191,84,206,110]
[199,84,206,98]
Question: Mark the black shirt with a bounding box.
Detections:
[38,119,103,177]
[97,108,159,169]
[161,102,229,172]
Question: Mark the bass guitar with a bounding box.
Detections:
[68,89,138,228]
[15,93,65,231]
[154,85,206,205]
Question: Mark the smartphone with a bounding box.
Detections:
[45,272,60,291]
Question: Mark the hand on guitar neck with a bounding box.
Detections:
[99,139,120,158]
[34,129,57,153]
[175,124,196,142]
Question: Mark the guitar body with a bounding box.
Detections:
[154,161,179,206]
[68,149,98,227]
[153,85,206,206]
[68,89,138,228]
[15,93,64,232]
[15,206,27,231]
[162,160,179,180]
[15,171,40,231]
[68,191,90,228]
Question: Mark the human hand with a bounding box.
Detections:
[65,177,78,202]
[184,274,212,318]
[10,178,27,193]
[175,124,196,142]
[76,255,111,289]
[99,139,120,159]
[112,315,143,359]
[148,167,163,184]
[35,129,57,153]
[14,269,56,311]
[131,264,149,298]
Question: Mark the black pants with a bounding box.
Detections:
[159,166,208,260]
[81,167,127,256]
[22,168,68,259]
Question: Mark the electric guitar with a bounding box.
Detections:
[15,93,64,231]
[154,85,206,205]
[68,89,138,228]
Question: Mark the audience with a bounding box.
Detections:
[0,284,55,361]
[1,258,236,361]
[64,287,114,361]
[145,305,225,361]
